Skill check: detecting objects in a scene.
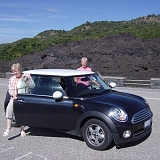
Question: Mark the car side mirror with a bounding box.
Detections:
[53,91,63,101]
[109,82,116,88]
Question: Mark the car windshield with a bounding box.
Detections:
[72,73,111,97]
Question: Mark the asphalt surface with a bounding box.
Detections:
[0,78,160,160]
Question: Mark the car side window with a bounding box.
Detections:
[17,74,35,95]
[30,75,67,96]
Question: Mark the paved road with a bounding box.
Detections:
[0,78,160,160]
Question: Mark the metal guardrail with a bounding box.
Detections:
[0,73,5,78]
[124,80,151,88]
[103,76,160,89]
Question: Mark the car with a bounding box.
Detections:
[11,69,152,150]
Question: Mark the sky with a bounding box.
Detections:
[0,0,160,44]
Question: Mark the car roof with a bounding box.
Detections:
[23,69,95,76]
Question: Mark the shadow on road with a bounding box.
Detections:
[25,127,84,142]
[8,127,151,151]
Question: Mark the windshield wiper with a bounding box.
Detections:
[99,89,111,95]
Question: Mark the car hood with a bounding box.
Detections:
[85,90,149,115]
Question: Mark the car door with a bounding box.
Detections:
[13,75,77,131]
[14,94,76,130]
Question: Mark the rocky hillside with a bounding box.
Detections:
[0,33,160,80]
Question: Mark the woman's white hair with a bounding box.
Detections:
[11,63,22,72]
[81,57,88,62]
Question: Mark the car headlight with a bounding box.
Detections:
[109,108,128,122]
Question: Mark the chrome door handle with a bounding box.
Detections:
[17,99,24,103]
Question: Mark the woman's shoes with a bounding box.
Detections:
[21,130,26,137]
[3,129,13,137]
[3,129,26,137]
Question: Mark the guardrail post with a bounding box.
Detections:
[6,72,13,79]
[151,78,160,89]
[102,76,125,87]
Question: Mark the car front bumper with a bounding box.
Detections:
[112,119,152,145]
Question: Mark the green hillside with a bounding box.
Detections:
[0,14,160,61]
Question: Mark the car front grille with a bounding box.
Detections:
[131,108,152,124]
[134,125,152,139]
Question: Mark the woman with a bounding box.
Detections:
[77,57,92,72]
[75,57,100,92]
[3,63,34,137]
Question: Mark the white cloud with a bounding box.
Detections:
[80,7,99,11]
[46,8,60,13]
[47,14,69,19]
[0,16,35,22]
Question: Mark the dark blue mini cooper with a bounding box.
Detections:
[11,69,152,150]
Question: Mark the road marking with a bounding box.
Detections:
[117,89,160,94]
[15,152,32,160]
[0,144,5,147]
[0,144,47,160]
[36,154,47,160]
[0,144,15,153]
[14,152,47,160]
[146,98,160,101]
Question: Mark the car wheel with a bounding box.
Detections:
[82,119,113,150]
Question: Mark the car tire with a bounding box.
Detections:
[82,119,113,150]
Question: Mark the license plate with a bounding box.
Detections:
[144,119,151,129]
